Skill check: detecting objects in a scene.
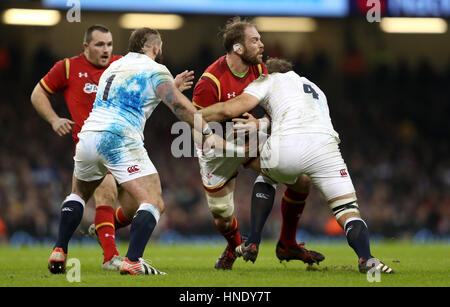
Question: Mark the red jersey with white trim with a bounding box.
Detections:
[192,55,267,109]
[39,53,121,143]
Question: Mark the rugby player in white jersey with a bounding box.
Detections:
[199,58,395,274]
[48,27,222,276]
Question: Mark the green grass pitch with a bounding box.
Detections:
[0,241,448,287]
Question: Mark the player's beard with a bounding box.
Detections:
[240,48,263,66]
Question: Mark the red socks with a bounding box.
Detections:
[114,206,131,230]
[279,188,308,247]
[216,216,242,251]
[95,206,119,263]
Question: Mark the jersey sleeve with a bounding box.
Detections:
[192,76,219,109]
[39,59,69,95]
[243,74,271,101]
[151,64,174,90]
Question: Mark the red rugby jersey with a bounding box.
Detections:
[192,55,267,109]
[39,53,121,143]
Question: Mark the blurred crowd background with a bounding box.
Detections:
[0,1,449,246]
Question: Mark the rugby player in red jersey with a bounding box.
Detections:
[193,17,324,270]
[31,24,194,270]
[31,25,125,270]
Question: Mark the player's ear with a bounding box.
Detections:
[152,44,160,56]
[233,43,243,54]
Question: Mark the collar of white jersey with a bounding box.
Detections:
[126,52,148,59]
[126,52,157,63]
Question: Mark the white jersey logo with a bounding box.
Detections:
[79,72,88,78]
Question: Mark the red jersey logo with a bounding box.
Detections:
[340,169,348,177]
[83,83,98,94]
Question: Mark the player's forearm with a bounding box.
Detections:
[166,91,213,145]
[157,81,206,129]
[199,102,232,123]
[170,96,198,127]
[200,94,258,122]
[30,84,59,126]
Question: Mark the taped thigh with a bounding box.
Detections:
[329,197,359,219]
[206,192,234,218]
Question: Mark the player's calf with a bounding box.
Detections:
[54,194,85,256]
[94,206,120,264]
[343,217,372,261]
[247,175,277,246]
[207,191,243,270]
[330,195,372,261]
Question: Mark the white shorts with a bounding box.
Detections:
[196,131,268,192]
[196,148,250,192]
[260,133,355,201]
[74,131,157,184]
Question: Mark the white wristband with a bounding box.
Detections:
[202,125,213,137]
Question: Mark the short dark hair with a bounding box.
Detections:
[221,16,256,53]
[84,24,111,43]
[128,27,161,54]
[265,58,293,73]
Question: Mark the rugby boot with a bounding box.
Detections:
[235,242,259,263]
[276,240,325,265]
[48,247,67,274]
[214,245,236,270]
[102,254,123,271]
[358,257,395,274]
[120,257,166,275]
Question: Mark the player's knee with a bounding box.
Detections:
[137,203,162,223]
[144,197,165,216]
[206,192,234,218]
[329,196,360,220]
[255,174,277,189]
[288,174,311,194]
[297,174,312,191]
[156,199,166,215]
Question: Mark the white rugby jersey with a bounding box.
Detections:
[244,71,339,141]
[81,52,174,141]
